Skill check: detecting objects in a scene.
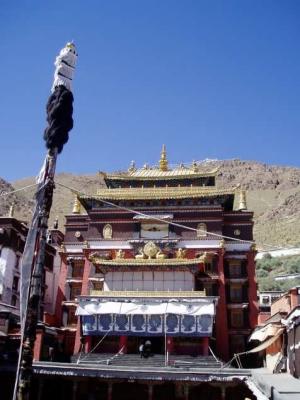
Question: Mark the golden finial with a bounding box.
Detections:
[8,203,15,218]
[72,195,81,214]
[238,190,247,211]
[192,160,198,172]
[159,144,168,171]
[83,240,90,249]
[250,243,257,252]
[53,216,59,229]
[128,160,136,173]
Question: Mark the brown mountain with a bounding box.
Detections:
[0,177,34,222]
[8,160,300,249]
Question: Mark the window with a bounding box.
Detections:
[204,284,213,296]
[70,285,82,300]
[197,223,207,238]
[230,310,244,328]
[229,260,241,278]
[92,281,103,291]
[141,223,168,239]
[230,285,243,303]
[72,262,84,278]
[262,296,270,305]
[12,276,19,291]
[11,295,17,307]
[230,335,245,354]
[67,309,77,325]
[15,255,20,270]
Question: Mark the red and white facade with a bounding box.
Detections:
[54,150,258,361]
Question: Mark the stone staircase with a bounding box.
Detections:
[72,353,223,369]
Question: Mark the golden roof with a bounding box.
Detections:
[88,290,206,298]
[85,186,236,201]
[101,166,219,181]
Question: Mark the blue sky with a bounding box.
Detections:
[0,1,299,181]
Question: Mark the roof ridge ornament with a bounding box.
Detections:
[159,144,168,171]
[128,160,136,173]
[238,190,247,211]
[72,195,81,214]
[8,202,15,218]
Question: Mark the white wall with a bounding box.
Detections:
[103,270,194,291]
[44,252,61,314]
[256,248,300,260]
[0,247,17,304]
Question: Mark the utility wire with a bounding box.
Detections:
[2,177,297,253]
[0,183,39,197]
[55,180,298,253]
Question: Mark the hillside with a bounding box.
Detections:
[0,177,34,222]
[5,159,300,249]
[256,253,300,291]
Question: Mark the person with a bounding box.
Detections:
[139,343,144,358]
[144,340,152,358]
[49,346,55,361]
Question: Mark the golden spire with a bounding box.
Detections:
[72,195,81,214]
[8,203,15,218]
[238,190,247,211]
[159,144,168,171]
[53,216,59,229]
[128,160,136,173]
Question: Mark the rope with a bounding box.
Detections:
[208,346,220,364]
[78,330,111,363]
[0,183,39,197]
[220,355,236,369]
[55,180,298,252]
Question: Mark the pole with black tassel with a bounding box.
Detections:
[13,42,77,400]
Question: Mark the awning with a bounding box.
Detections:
[249,323,282,342]
[282,307,300,328]
[76,300,215,316]
[245,380,270,400]
[77,298,216,337]
[247,329,284,353]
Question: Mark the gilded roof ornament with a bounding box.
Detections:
[176,248,187,259]
[197,252,211,264]
[53,216,59,229]
[72,195,81,214]
[115,249,125,259]
[192,160,198,172]
[8,203,15,218]
[128,160,136,173]
[159,144,168,171]
[238,190,247,211]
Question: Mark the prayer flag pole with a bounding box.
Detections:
[13,43,77,400]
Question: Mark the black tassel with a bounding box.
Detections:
[43,85,74,153]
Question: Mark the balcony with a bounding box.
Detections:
[226,277,247,284]
[66,277,83,284]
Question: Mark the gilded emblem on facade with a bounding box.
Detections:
[144,241,159,259]
[115,249,125,259]
[103,224,112,239]
[135,248,146,259]
[134,241,167,259]
[175,248,187,259]
[197,252,212,264]
[196,223,207,238]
